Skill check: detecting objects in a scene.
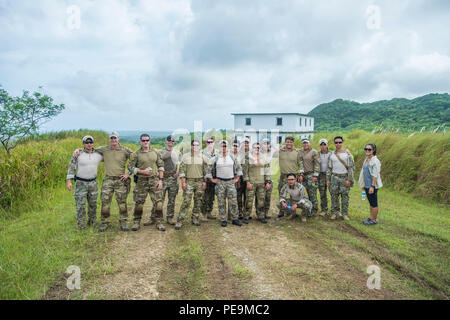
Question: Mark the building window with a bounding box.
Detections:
[278,136,282,144]
[300,118,302,127]
[276,117,282,126]
[245,118,251,126]
[309,118,311,126]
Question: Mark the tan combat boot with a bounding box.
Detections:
[175,222,182,230]
[131,221,140,231]
[143,218,154,226]
[200,213,208,222]
[318,211,326,217]
[330,214,337,220]
[206,213,216,220]
[166,216,176,225]
[343,215,350,221]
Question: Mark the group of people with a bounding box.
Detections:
[67,132,382,232]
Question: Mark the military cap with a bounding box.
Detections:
[319,138,328,145]
[109,131,119,139]
[82,135,94,143]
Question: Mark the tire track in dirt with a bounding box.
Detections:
[79,202,171,300]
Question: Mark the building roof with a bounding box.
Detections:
[231,112,311,117]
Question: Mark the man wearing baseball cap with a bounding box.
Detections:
[298,137,320,218]
[67,135,103,229]
[317,138,332,217]
[72,131,133,231]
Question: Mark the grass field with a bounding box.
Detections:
[0,130,449,300]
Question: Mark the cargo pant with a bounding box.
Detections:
[318,172,328,213]
[179,178,204,223]
[264,182,273,217]
[228,176,246,219]
[245,182,266,219]
[202,180,216,216]
[101,176,130,223]
[277,197,312,218]
[278,174,290,215]
[302,173,319,216]
[133,176,163,224]
[162,175,179,221]
[74,179,98,229]
[330,174,350,217]
[215,180,238,222]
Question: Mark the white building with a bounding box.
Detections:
[232,113,314,144]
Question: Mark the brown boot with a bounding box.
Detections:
[143,219,154,226]
[166,217,176,225]
[206,213,216,220]
[200,213,208,222]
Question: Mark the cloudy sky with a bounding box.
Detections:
[0,0,449,132]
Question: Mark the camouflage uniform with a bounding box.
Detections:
[318,151,332,213]
[278,182,312,218]
[261,149,275,218]
[327,151,355,218]
[299,148,320,216]
[128,147,165,226]
[159,147,181,222]
[210,153,243,222]
[202,148,218,217]
[243,153,271,219]
[278,147,302,215]
[67,149,103,229]
[96,145,132,224]
[178,152,209,223]
[229,150,246,220]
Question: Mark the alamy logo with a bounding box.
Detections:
[66,265,81,290]
[67,5,81,30]
[366,265,381,290]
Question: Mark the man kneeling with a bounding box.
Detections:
[278,173,312,222]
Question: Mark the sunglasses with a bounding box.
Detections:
[233,145,239,148]
[84,141,93,144]
[110,137,118,140]
[287,178,296,181]
[364,148,373,151]
[193,144,200,147]
[320,143,327,146]
[207,141,214,144]
[221,145,227,148]
[141,139,150,142]
[334,141,343,144]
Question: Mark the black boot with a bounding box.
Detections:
[232,219,242,226]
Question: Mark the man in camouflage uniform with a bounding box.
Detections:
[298,138,320,217]
[326,136,355,221]
[261,139,275,219]
[318,138,332,216]
[177,140,209,229]
[209,140,243,227]
[228,140,245,220]
[201,136,218,220]
[278,173,312,222]
[277,136,303,218]
[73,132,133,232]
[128,134,165,231]
[159,135,181,225]
[67,135,103,229]
[243,142,271,224]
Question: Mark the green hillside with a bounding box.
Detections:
[308,93,450,132]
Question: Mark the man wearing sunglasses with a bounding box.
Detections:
[73,131,133,231]
[128,134,165,231]
[201,136,218,221]
[229,140,245,220]
[317,139,332,217]
[177,140,209,229]
[67,135,103,229]
[298,138,320,218]
[243,142,271,224]
[278,173,312,222]
[326,136,355,221]
[159,135,181,225]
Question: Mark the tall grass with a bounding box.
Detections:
[0,130,110,217]
[296,130,450,203]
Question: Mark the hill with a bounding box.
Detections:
[308,93,450,131]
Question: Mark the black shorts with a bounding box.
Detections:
[365,188,378,208]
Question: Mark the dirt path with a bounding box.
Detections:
[46,197,430,300]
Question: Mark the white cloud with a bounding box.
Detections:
[0,0,448,131]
